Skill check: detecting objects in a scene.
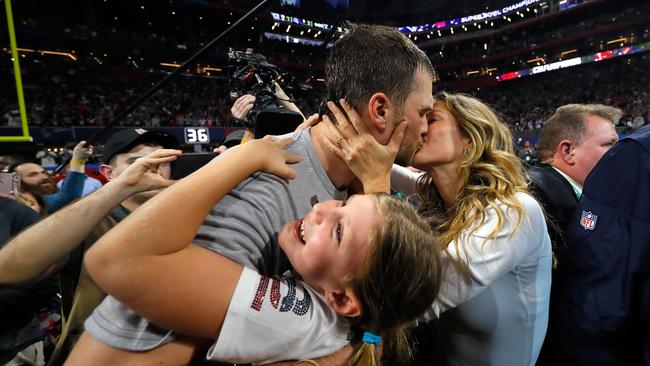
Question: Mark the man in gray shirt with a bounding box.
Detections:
[68,24,436,365]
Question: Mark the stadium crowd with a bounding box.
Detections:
[473,54,650,131]
[2,53,649,134]
[1,8,649,366]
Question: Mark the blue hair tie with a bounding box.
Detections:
[362,331,381,346]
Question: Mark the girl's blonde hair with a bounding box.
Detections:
[417,92,529,273]
[347,193,442,366]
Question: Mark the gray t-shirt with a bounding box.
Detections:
[85,128,347,350]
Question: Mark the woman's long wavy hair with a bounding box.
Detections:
[416,92,529,273]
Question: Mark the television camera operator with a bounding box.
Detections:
[227,49,310,140]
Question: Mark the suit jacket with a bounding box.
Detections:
[527,165,579,254]
[528,165,579,366]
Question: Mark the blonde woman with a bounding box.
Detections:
[323,92,552,366]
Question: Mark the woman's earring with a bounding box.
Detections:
[463,148,470,157]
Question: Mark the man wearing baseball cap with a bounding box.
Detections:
[0,128,181,364]
[101,128,178,165]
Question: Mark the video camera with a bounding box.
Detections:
[227,48,304,138]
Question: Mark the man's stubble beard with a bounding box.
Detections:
[394,146,417,167]
[23,181,58,196]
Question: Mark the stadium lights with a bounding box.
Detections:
[286,24,291,32]
[527,57,544,63]
[560,49,577,56]
[466,70,479,75]
[160,62,181,67]
[606,37,627,45]
[3,48,78,61]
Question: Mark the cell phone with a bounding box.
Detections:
[170,153,218,180]
[0,172,21,196]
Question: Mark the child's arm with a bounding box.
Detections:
[85,138,301,339]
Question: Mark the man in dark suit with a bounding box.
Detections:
[551,124,650,364]
[528,103,620,252]
[529,104,621,365]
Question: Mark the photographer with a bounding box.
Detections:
[228,50,306,138]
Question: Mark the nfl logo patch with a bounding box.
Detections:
[580,210,597,231]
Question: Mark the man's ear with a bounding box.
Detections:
[325,288,362,318]
[99,164,114,181]
[367,93,390,133]
[557,140,576,165]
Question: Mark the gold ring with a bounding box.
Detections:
[335,137,343,144]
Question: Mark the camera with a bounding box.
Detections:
[227,48,304,138]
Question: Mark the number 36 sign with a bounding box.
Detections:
[184,127,210,144]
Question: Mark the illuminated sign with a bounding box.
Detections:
[531,57,582,74]
[263,32,333,47]
[398,0,542,33]
[270,12,344,32]
[272,0,543,36]
[497,42,650,81]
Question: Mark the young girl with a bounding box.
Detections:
[82,137,442,365]
[323,93,552,365]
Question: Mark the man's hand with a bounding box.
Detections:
[231,94,256,120]
[113,149,182,194]
[274,82,306,119]
[69,140,93,171]
[273,82,290,101]
[71,140,93,162]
